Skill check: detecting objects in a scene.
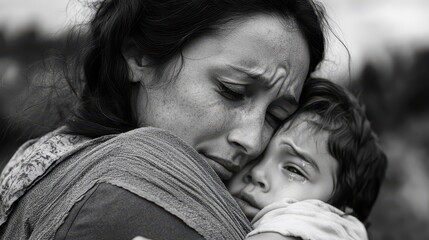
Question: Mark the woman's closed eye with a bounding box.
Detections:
[266,105,289,129]
[265,112,282,129]
[217,82,246,101]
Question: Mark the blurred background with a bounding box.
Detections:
[0,0,428,239]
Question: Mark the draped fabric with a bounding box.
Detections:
[247,198,368,240]
[0,127,89,226]
[0,127,251,239]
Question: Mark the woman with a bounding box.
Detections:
[0,0,327,239]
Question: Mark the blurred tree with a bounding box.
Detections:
[354,50,429,133]
[354,50,429,240]
[0,27,81,170]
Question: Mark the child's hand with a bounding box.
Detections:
[247,198,367,240]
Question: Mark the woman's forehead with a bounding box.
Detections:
[221,15,309,96]
[182,14,309,69]
[174,13,310,112]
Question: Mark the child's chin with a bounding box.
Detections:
[234,197,260,220]
[243,206,259,221]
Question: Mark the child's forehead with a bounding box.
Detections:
[273,113,332,149]
[272,113,334,166]
[276,113,320,135]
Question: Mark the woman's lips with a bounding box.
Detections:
[200,154,240,180]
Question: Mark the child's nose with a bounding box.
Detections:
[247,168,269,192]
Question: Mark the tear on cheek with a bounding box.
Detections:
[286,172,307,184]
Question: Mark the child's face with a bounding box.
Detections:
[227,114,338,218]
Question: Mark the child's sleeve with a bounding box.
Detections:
[247,199,368,240]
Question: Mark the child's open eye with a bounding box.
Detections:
[285,166,304,176]
[283,166,307,184]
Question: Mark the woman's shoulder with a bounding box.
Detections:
[99,127,202,163]
[0,127,89,225]
[0,126,89,182]
[2,127,80,172]
[111,127,192,149]
[54,182,204,240]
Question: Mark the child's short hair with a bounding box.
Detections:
[283,78,387,222]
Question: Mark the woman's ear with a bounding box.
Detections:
[122,40,152,83]
[124,55,145,83]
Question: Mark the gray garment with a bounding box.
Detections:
[0,127,251,239]
[54,182,205,240]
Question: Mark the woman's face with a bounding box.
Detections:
[130,14,310,180]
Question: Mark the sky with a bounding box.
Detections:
[0,0,88,36]
[1,0,429,80]
[320,0,429,80]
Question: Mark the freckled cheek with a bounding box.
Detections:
[180,94,231,143]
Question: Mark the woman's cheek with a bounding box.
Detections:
[199,101,231,133]
[184,95,230,144]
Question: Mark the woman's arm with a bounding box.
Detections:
[55,182,204,240]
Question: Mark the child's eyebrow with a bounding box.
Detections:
[283,141,320,172]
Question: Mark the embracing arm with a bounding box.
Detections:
[247,233,301,240]
[54,182,204,240]
[245,199,367,240]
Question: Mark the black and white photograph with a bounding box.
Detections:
[1,0,428,239]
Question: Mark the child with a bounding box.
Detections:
[227,78,387,240]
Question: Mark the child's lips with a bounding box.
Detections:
[240,191,261,209]
[233,195,260,219]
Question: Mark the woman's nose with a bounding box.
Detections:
[247,165,269,192]
[227,111,269,158]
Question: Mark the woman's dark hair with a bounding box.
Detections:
[66,0,327,138]
[291,78,388,222]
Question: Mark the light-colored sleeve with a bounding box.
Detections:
[247,199,368,240]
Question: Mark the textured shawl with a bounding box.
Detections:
[0,127,251,239]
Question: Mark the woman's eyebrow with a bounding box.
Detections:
[227,64,268,83]
[226,64,298,105]
[283,141,320,172]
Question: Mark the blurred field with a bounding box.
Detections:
[1,19,429,240]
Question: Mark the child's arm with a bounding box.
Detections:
[247,232,301,240]
[246,199,367,240]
